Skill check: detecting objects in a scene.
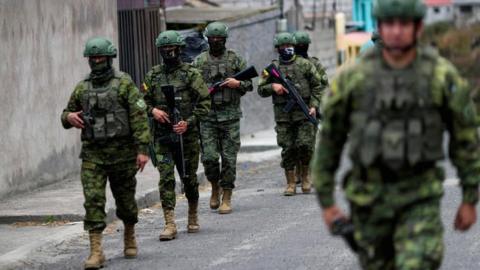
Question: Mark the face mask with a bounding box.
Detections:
[88,58,112,74]
[294,45,309,58]
[278,47,295,62]
[208,38,226,55]
[160,47,181,66]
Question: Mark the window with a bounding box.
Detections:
[434,7,440,14]
[459,5,473,14]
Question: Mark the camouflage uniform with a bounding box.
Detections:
[193,49,253,189]
[312,46,480,269]
[258,56,324,170]
[307,57,329,89]
[61,70,150,232]
[143,63,210,209]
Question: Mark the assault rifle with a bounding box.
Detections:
[80,100,96,140]
[161,85,188,178]
[331,218,357,252]
[208,65,259,95]
[263,63,318,126]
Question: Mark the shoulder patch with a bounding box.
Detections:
[136,98,146,109]
[152,65,162,73]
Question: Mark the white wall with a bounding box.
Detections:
[425,5,454,25]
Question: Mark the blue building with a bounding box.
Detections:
[352,0,376,32]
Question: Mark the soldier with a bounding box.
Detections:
[292,31,329,186]
[193,21,253,214]
[143,30,210,240]
[293,31,329,88]
[61,37,150,269]
[312,0,480,269]
[258,32,324,196]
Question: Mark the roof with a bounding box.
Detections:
[343,32,372,46]
[165,6,277,24]
[425,0,452,6]
[452,0,480,5]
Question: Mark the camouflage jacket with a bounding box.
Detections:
[193,49,253,122]
[257,56,326,122]
[143,62,210,136]
[308,56,329,87]
[312,47,480,208]
[61,70,150,165]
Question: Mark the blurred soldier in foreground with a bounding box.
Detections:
[312,0,479,269]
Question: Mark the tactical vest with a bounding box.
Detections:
[150,65,196,141]
[80,73,131,141]
[272,59,312,105]
[348,53,444,170]
[201,50,241,106]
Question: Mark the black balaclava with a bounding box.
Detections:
[208,38,226,56]
[160,46,182,68]
[295,44,309,58]
[88,57,114,84]
[278,46,295,63]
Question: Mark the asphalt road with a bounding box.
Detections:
[12,157,480,270]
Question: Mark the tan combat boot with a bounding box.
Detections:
[84,231,105,269]
[159,209,177,241]
[284,170,296,196]
[218,189,233,214]
[124,224,137,259]
[187,200,200,233]
[301,165,311,194]
[210,181,221,209]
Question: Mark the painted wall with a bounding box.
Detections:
[0,0,118,198]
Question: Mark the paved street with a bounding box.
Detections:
[5,156,479,270]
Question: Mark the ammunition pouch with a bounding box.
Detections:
[212,87,241,106]
[349,54,444,171]
[81,76,131,141]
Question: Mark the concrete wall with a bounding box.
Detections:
[307,26,337,77]
[225,9,281,135]
[0,0,118,199]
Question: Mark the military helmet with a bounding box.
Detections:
[293,31,311,45]
[155,30,186,47]
[83,37,117,57]
[373,0,426,20]
[204,22,229,38]
[274,32,295,47]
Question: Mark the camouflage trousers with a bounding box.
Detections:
[155,132,200,209]
[351,197,444,270]
[200,119,241,189]
[81,160,139,232]
[275,120,316,170]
